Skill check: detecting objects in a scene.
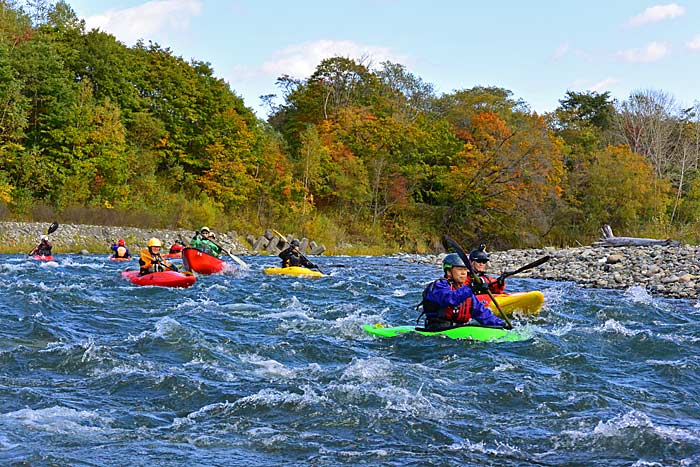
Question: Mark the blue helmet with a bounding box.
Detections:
[442,253,466,270]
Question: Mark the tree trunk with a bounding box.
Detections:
[592,224,681,247]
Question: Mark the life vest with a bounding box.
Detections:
[139,248,168,274]
[466,274,503,295]
[37,244,52,256]
[114,246,128,258]
[419,280,473,323]
[169,243,184,253]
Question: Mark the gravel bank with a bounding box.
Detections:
[0,222,247,255]
[408,244,700,300]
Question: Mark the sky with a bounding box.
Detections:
[63,0,700,118]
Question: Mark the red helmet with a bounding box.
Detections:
[118,239,125,246]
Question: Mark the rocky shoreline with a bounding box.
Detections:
[2,222,699,300]
[0,222,247,255]
[410,244,700,300]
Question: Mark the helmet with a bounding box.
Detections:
[290,240,300,247]
[469,247,489,263]
[147,237,162,248]
[41,235,49,241]
[200,226,210,233]
[443,253,467,270]
[118,239,125,246]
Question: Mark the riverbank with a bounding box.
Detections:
[409,243,700,300]
[3,222,699,300]
[0,222,247,256]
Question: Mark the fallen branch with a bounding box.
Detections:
[592,224,681,247]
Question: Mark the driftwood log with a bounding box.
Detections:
[591,224,681,247]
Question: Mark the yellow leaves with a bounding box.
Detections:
[585,144,666,227]
[0,181,13,203]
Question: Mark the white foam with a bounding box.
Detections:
[235,386,331,409]
[624,285,653,305]
[240,353,296,379]
[340,357,396,381]
[1,406,112,435]
[598,319,640,337]
[593,410,700,444]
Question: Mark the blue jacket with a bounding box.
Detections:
[423,278,505,327]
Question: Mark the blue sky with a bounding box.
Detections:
[65,1,700,118]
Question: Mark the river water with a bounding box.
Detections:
[1,254,699,466]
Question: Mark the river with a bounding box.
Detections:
[1,254,698,466]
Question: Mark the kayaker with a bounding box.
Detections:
[418,253,507,331]
[139,237,175,275]
[279,240,316,269]
[111,239,131,259]
[189,227,221,257]
[466,244,505,295]
[168,240,185,254]
[29,235,52,256]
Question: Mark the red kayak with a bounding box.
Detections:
[109,256,132,262]
[32,255,55,261]
[182,247,225,274]
[121,270,196,288]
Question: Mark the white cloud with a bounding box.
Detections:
[687,35,700,50]
[627,3,685,27]
[230,39,409,82]
[552,42,569,60]
[83,0,203,45]
[616,42,669,63]
[589,78,619,92]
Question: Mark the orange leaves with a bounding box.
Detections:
[470,111,511,149]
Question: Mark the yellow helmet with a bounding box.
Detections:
[147,237,162,248]
[200,226,210,233]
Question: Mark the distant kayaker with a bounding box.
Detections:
[168,240,185,254]
[466,244,505,295]
[29,235,52,256]
[279,240,316,269]
[111,239,131,259]
[139,237,175,275]
[418,253,507,331]
[189,227,221,257]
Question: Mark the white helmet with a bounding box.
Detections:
[41,235,49,241]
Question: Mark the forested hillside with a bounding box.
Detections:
[2,1,699,252]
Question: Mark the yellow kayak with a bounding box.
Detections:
[264,266,324,278]
[477,291,545,317]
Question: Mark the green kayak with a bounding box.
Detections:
[362,323,529,342]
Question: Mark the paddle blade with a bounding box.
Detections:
[501,255,550,279]
[47,222,59,235]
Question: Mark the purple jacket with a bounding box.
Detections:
[424,279,505,327]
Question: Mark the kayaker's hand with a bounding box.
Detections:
[496,275,505,287]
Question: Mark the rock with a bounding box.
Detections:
[606,254,624,264]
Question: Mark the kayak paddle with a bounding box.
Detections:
[271,228,324,274]
[27,221,59,255]
[209,238,248,268]
[498,255,550,282]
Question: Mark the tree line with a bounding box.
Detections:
[1,0,699,252]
